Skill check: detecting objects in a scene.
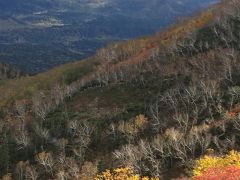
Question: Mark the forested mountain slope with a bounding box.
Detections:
[0,0,218,73]
[2,0,240,179]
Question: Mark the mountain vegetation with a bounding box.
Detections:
[0,62,24,80]
[0,0,217,73]
[2,0,240,179]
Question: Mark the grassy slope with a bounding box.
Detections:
[0,57,99,107]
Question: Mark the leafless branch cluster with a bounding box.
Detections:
[148,80,223,135]
[68,120,95,164]
[114,123,213,177]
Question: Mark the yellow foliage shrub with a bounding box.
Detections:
[35,151,53,163]
[135,114,148,129]
[193,150,240,177]
[164,128,183,142]
[95,167,159,180]
[117,114,149,138]
[118,121,139,136]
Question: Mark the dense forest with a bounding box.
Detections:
[2,0,240,179]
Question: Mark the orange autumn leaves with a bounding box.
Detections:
[193,150,240,180]
[194,166,240,180]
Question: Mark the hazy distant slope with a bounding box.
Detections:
[0,0,219,73]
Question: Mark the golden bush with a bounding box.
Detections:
[135,114,148,129]
[193,150,240,177]
[118,114,149,137]
[95,167,159,180]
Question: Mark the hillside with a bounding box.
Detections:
[0,62,24,80]
[2,0,240,179]
[0,0,218,73]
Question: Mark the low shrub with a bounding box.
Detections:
[193,150,240,179]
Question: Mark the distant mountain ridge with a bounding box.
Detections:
[0,0,219,73]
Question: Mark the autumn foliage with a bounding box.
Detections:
[194,166,240,180]
[3,0,240,179]
[193,150,240,180]
[95,167,159,180]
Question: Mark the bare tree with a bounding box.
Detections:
[35,151,54,175]
[16,161,29,180]
[15,130,30,150]
[32,92,51,121]
[68,120,94,164]
[25,165,38,180]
